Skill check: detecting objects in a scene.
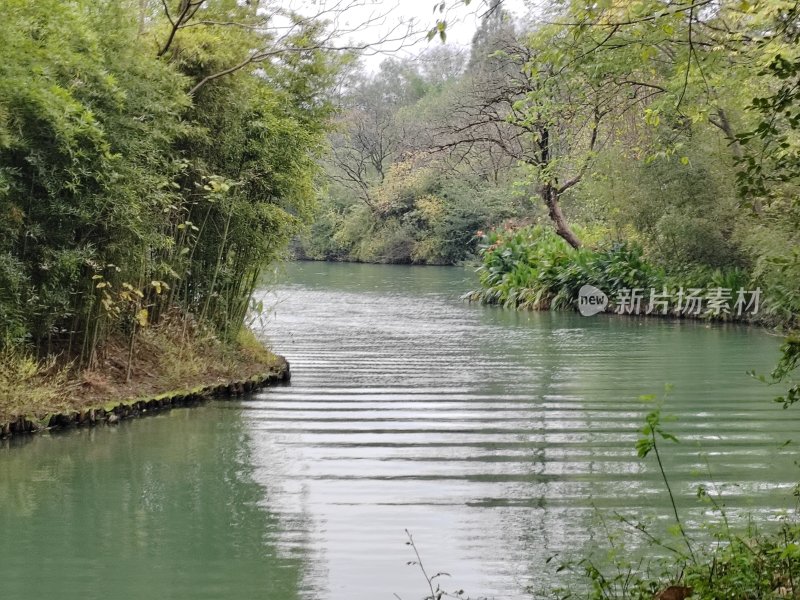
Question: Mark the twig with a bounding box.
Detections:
[651,431,696,564]
[405,529,437,600]
[675,4,694,111]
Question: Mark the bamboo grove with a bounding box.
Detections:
[0,0,339,366]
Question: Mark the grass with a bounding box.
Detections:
[0,316,284,424]
[0,349,74,419]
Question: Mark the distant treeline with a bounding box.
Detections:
[303,0,799,333]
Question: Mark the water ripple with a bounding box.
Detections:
[247,263,800,600]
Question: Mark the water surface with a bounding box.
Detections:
[1,261,797,599]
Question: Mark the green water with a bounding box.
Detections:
[1,262,797,599]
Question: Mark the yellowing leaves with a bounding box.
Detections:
[415,194,445,222]
[644,108,661,127]
[151,280,169,295]
[135,308,149,328]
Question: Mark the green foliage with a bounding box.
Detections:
[469,225,670,313]
[635,409,677,460]
[468,225,582,308]
[686,517,800,600]
[758,334,800,409]
[554,512,800,600]
[467,220,800,326]
[751,242,800,329]
[575,143,746,271]
[301,167,519,265]
[0,0,337,364]
[737,48,800,206]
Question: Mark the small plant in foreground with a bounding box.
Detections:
[396,529,489,600]
[546,385,800,600]
[751,334,800,409]
[636,387,696,565]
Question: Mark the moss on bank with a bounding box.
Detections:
[0,317,287,436]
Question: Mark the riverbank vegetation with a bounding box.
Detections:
[301,0,799,329]
[0,0,343,417]
[557,515,800,599]
[466,224,794,327]
[329,1,800,598]
[0,324,284,424]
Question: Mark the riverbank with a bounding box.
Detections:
[0,318,289,438]
[468,225,798,330]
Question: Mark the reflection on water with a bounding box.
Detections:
[0,261,797,600]
[0,406,307,600]
[251,261,800,598]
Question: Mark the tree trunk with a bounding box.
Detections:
[138,0,146,35]
[709,107,763,215]
[542,184,582,249]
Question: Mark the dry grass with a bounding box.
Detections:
[0,350,75,419]
[0,318,282,422]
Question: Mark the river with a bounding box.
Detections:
[0,262,797,599]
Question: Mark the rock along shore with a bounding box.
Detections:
[0,356,290,439]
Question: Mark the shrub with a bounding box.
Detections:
[469,224,762,322]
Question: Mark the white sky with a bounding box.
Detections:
[283,0,533,70]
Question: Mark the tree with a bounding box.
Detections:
[326,59,428,209]
[0,0,345,363]
[429,23,635,248]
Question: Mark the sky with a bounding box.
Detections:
[282,0,533,70]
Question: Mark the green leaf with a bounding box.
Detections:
[636,437,653,458]
[658,431,679,443]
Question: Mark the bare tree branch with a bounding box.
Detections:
[158,0,206,58]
